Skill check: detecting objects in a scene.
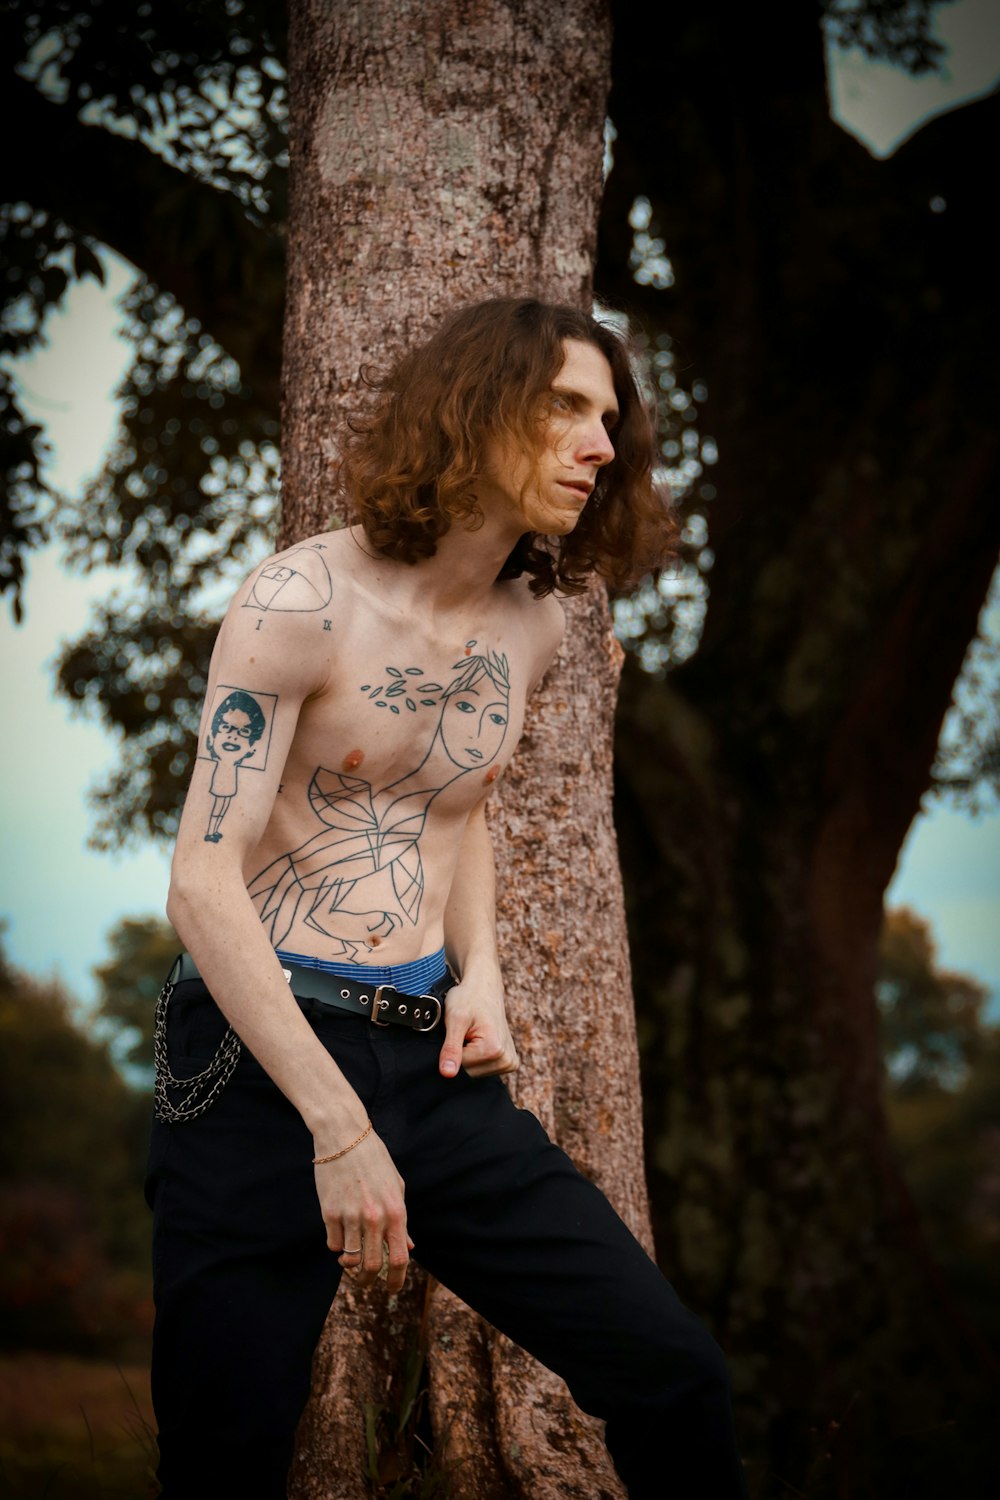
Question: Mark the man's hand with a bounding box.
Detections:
[438,970,518,1079]
[313,1129,412,1292]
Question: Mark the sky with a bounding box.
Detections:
[2,0,999,1016]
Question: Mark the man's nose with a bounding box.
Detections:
[579,421,615,467]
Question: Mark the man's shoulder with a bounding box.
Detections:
[226,528,358,621]
[507,576,565,635]
[498,578,565,684]
[209,529,357,685]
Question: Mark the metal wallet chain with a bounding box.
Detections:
[152,973,241,1123]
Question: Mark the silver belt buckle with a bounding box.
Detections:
[371,983,395,1026]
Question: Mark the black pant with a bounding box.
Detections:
[146,978,747,1498]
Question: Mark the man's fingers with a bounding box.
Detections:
[462,1033,518,1075]
[336,1217,363,1265]
[440,1016,511,1075]
[385,1222,411,1293]
[350,1208,388,1286]
[439,1004,469,1077]
[317,1132,409,1285]
[462,1031,508,1064]
[464,1051,518,1078]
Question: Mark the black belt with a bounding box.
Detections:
[168,952,448,1032]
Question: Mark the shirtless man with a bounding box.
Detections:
[148,296,747,1498]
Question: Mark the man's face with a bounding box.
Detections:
[480,339,619,537]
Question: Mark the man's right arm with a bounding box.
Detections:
[166,563,411,1289]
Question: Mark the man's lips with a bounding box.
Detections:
[557,480,593,502]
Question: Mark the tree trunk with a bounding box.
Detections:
[280,2,643,1494]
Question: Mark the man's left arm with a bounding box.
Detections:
[439,800,518,1079]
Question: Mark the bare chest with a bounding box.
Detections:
[281,624,527,817]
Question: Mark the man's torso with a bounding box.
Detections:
[214,528,561,966]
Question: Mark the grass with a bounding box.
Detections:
[0,1352,157,1498]
[362,1331,457,1499]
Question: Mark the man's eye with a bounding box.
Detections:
[455,701,475,714]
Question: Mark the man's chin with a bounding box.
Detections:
[524,506,582,537]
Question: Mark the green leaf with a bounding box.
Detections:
[363,1403,383,1481]
[41,265,68,304]
[73,242,106,285]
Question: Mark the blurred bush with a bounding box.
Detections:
[0,933,154,1360]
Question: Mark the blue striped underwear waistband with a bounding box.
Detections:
[274,946,448,992]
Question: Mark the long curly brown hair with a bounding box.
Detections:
[339,297,677,596]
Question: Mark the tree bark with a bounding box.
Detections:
[280,3,641,1495]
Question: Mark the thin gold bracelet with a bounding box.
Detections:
[312,1119,373,1165]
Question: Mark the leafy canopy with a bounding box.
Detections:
[1,0,982,845]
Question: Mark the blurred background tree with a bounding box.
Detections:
[93,914,179,1079]
[601,4,999,1493]
[877,904,988,1089]
[0,931,151,1359]
[877,909,1000,1356]
[2,0,998,1494]
[1,0,286,844]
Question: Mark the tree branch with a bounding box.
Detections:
[1,74,284,412]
